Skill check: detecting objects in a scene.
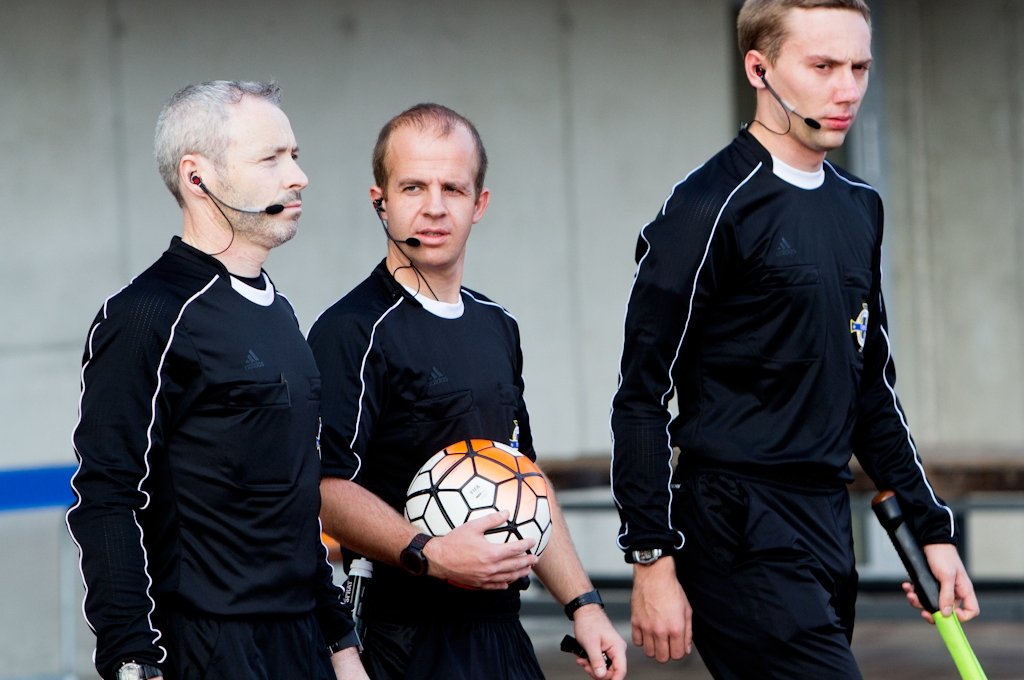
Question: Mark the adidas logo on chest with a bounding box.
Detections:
[245,350,265,371]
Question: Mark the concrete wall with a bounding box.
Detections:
[3,1,1024,676]
[0,0,734,468]
[2,1,1021,468]
[881,0,1024,453]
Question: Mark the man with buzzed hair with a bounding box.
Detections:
[310,103,626,680]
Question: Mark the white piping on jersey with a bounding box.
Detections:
[66,282,131,640]
[348,297,406,480]
[461,289,519,323]
[344,289,521,480]
[460,290,528,412]
[827,162,953,535]
[459,290,528,413]
[824,160,875,191]
[67,274,218,664]
[609,162,762,552]
[878,326,956,536]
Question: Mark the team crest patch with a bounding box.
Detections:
[849,302,869,351]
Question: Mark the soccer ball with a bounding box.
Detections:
[404,438,553,556]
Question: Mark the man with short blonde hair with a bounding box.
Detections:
[611,3,979,677]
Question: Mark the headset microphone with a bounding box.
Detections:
[191,175,286,214]
[755,66,822,130]
[373,198,420,247]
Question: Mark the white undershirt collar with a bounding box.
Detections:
[403,284,465,319]
[229,273,275,306]
[771,155,825,189]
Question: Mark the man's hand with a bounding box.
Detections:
[331,646,369,679]
[902,543,980,624]
[571,603,628,680]
[630,557,692,663]
[424,510,537,589]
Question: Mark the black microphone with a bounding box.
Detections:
[373,199,420,247]
[192,176,286,214]
[756,66,821,130]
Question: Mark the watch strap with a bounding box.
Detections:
[115,661,163,680]
[400,532,433,575]
[563,589,604,620]
[408,532,432,552]
[625,547,665,564]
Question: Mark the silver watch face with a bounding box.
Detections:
[116,663,143,680]
[634,548,663,564]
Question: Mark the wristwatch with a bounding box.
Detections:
[626,548,664,565]
[564,589,604,620]
[399,533,433,576]
[115,661,162,680]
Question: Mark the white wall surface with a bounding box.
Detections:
[1,0,1022,467]
[0,0,734,467]
[881,0,1024,450]
[3,1,1024,677]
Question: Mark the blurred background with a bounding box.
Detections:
[1,1,1022,677]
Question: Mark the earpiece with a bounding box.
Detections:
[189,173,284,214]
[372,197,420,248]
[754,65,821,131]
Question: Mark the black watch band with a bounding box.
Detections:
[327,637,350,655]
[563,589,604,620]
[399,532,433,576]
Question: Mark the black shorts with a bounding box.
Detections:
[674,471,862,679]
[153,609,334,679]
[359,614,544,680]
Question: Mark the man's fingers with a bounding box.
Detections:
[955,570,981,622]
[634,624,686,663]
[937,568,956,617]
[464,509,510,530]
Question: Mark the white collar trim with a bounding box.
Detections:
[230,273,275,306]
[403,284,465,319]
[772,155,825,189]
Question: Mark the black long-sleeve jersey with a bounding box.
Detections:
[308,261,533,619]
[611,130,955,555]
[66,237,353,678]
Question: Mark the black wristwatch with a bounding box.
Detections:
[625,548,664,565]
[115,661,162,680]
[399,533,433,576]
[564,589,604,620]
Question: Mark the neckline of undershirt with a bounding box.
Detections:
[403,284,465,319]
[771,155,825,189]
[229,273,275,306]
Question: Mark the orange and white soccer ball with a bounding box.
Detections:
[404,438,553,556]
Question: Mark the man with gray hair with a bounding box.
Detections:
[67,80,367,680]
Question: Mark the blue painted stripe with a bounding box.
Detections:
[0,464,77,512]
